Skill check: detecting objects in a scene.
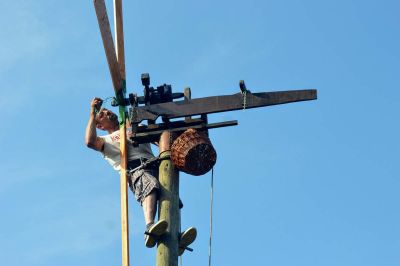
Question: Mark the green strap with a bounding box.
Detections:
[118,79,127,127]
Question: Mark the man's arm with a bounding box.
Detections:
[85,97,104,151]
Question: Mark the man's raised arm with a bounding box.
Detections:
[85,97,104,151]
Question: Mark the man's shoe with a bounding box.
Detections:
[178,227,197,256]
[144,220,168,248]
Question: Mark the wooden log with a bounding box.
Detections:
[157,131,180,266]
[93,0,122,93]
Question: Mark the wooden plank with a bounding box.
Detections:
[129,89,318,123]
[113,1,129,266]
[114,0,126,80]
[119,124,129,266]
[93,0,122,93]
[131,120,238,144]
[184,87,191,122]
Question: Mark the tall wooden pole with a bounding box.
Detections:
[113,1,130,266]
[93,2,129,264]
[157,131,180,266]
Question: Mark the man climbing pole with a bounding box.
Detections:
[85,97,197,252]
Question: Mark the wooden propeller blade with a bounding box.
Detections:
[130,89,317,123]
[94,0,122,93]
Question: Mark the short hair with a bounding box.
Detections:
[94,107,106,124]
[95,108,119,126]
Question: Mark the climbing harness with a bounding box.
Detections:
[127,155,169,174]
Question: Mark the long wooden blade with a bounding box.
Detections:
[93,0,122,93]
[130,89,317,123]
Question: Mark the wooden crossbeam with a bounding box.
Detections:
[131,119,238,143]
[129,89,317,124]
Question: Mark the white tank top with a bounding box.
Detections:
[99,129,154,171]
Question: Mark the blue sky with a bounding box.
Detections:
[0,0,399,265]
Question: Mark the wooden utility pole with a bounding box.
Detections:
[156,132,180,266]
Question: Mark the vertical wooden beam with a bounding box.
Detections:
[184,87,191,122]
[113,1,129,266]
[157,131,180,266]
[119,119,130,266]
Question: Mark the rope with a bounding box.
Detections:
[208,167,214,266]
[102,96,115,105]
[178,167,215,266]
[93,96,118,114]
[242,90,247,109]
[180,206,183,266]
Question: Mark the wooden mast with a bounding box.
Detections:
[113,1,130,266]
[93,1,129,265]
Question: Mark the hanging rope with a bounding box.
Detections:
[242,90,247,109]
[180,206,183,266]
[178,166,215,266]
[208,167,214,266]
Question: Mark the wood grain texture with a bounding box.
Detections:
[130,89,318,123]
[113,1,129,266]
[93,0,122,93]
[119,123,129,266]
[114,0,126,80]
[157,132,180,266]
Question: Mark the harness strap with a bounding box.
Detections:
[127,155,171,174]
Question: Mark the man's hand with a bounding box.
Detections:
[86,97,105,151]
[91,97,103,114]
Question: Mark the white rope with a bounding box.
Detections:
[208,167,214,266]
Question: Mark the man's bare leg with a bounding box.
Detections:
[142,191,157,226]
[143,191,168,248]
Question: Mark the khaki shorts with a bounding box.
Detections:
[128,168,159,205]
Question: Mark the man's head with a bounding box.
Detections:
[95,108,119,132]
